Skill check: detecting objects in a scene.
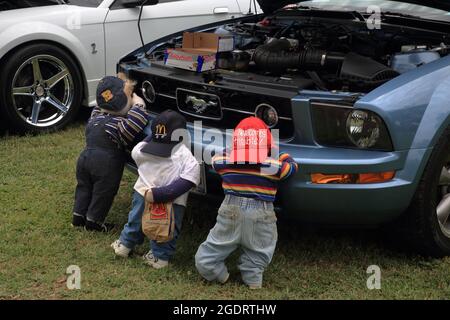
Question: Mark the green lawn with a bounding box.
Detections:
[0,123,449,300]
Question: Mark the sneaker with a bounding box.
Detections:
[248,284,262,290]
[71,213,85,228]
[85,220,115,232]
[218,272,230,284]
[142,251,169,269]
[111,240,132,258]
[142,250,156,265]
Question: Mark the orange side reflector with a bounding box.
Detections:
[358,172,395,183]
[311,171,395,184]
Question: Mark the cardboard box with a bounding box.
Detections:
[164,32,234,72]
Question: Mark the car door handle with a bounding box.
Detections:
[214,7,229,14]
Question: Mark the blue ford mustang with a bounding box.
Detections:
[118,0,450,257]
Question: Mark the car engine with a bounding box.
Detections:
[169,17,450,93]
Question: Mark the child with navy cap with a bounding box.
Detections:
[112,110,200,269]
[72,76,149,232]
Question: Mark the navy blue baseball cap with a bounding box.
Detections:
[141,110,187,157]
[96,76,128,113]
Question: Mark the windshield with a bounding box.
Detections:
[296,0,450,21]
[0,0,102,11]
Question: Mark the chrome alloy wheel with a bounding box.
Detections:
[437,154,450,237]
[11,55,74,127]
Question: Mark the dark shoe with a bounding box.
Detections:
[85,220,115,233]
[72,214,86,227]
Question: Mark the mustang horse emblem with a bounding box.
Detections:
[185,95,218,114]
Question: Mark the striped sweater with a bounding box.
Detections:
[212,152,298,202]
[89,105,149,151]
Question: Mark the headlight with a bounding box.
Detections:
[255,103,279,128]
[311,101,393,151]
[141,80,156,104]
[346,110,380,148]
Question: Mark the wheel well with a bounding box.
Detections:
[0,40,89,106]
[416,123,450,178]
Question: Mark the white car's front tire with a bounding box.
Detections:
[0,43,83,133]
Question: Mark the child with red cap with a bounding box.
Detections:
[195,116,298,289]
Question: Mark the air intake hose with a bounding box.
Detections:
[253,39,344,73]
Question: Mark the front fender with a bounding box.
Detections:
[403,75,450,188]
[412,76,450,149]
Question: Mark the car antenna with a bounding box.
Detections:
[138,0,149,56]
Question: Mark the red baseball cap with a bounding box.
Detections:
[229,117,273,164]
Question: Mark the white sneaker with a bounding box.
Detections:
[111,240,131,258]
[142,250,169,269]
[248,284,262,290]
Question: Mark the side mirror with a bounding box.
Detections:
[122,0,159,8]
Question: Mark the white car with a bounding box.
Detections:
[0,0,254,132]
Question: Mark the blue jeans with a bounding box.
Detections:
[195,195,278,287]
[119,191,185,261]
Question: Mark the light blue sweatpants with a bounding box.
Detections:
[195,194,278,287]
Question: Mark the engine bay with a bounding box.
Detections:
[148,14,450,93]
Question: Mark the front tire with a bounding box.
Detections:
[392,126,450,257]
[0,43,83,133]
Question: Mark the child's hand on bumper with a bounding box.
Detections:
[132,93,146,109]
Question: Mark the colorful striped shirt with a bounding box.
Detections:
[89,105,149,151]
[212,152,298,202]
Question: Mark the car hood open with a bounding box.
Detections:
[258,0,450,13]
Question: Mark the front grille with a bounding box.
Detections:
[132,72,295,140]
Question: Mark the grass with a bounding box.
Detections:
[0,122,450,300]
